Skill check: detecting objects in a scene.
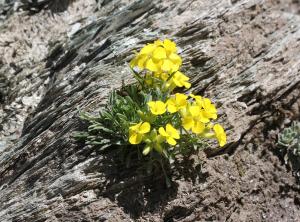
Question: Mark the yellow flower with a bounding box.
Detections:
[159,124,180,145]
[129,122,151,144]
[190,94,203,107]
[147,101,166,115]
[130,54,145,69]
[168,53,182,72]
[171,71,191,89]
[163,39,177,54]
[145,58,158,72]
[167,93,188,113]
[189,95,217,123]
[213,124,226,147]
[202,98,217,121]
[181,105,205,134]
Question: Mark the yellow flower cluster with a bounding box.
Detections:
[129,93,226,150]
[130,39,182,73]
[130,39,190,91]
[128,39,227,155]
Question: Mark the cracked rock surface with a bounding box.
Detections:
[0,0,300,221]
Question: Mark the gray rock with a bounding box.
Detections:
[0,0,300,221]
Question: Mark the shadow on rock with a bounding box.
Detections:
[80,144,209,219]
[21,0,76,13]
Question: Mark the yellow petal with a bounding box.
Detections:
[213,124,226,147]
[167,104,177,113]
[139,122,151,134]
[148,101,166,115]
[204,98,217,111]
[156,101,166,110]
[171,63,180,73]
[213,124,224,135]
[166,124,180,139]
[180,72,189,81]
[167,137,177,145]
[159,127,168,137]
[182,117,193,131]
[137,54,147,69]
[153,47,167,60]
[169,53,182,64]
[183,82,191,89]
[172,71,188,87]
[140,44,156,54]
[154,40,163,46]
[161,59,174,72]
[175,93,187,108]
[176,93,187,100]
[130,57,137,68]
[172,72,191,89]
[147,101,155,107]
[219,137,226,147]
[190,94,203,107]
[129,122,142,131]
[163,39,177,53]
[189,105,200,117]
[167,98,178,113]
[192,121,205,134]
[199,111,210,123]
[129,133,143,144]
[145,58,158,72]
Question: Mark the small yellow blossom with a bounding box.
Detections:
[213,124,226,147]
[202,98,217,121]
[181,105,205,134]
[159,124,180,145]
[148,101,166,115]
[171,71,191,89]
[129,122,151,144]
[190,95,218,123]
[190,94,203,107]
[167,93,188,113]
[163,39,177,54]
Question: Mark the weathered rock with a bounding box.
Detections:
[0,0,300,221]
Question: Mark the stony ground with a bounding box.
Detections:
[0,0,96,150]
[0,0,300,221]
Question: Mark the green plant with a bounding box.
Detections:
[74,39,227,186]
[278,121,300,180]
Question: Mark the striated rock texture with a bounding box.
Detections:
[0,0,300,221]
